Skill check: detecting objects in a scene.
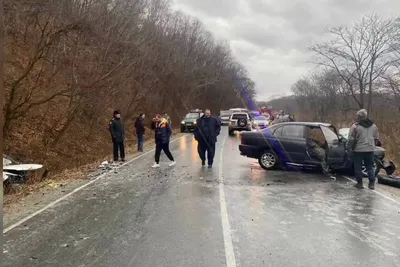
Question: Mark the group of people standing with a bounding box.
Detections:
[109,108,221,169]
[109,110,173,164]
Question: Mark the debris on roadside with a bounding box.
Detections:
[98,161,110,169]
[3,154,43,185]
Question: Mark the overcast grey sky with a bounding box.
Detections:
[171,0,400,100]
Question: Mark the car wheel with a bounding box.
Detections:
[180,126,185,133]
[361,157,380,177]
[228,130,234,136]
[258,151,279,170]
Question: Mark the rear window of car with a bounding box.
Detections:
[220,111,231,116]
[231,114,248,120]
[255,116,267,120]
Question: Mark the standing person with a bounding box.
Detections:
[134,113,146,152]
[109,110,125,162]
[151,114,176,168]
[194,109,221,168]
[347,109,380,190]
[163,112,172,126]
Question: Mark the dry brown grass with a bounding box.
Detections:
[3,129,180,203]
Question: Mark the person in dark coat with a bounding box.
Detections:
[134,113,146,152]
[150,114,175,168]
[109,110,125,162]
[194,109,221,167]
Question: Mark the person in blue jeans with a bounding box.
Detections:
[135,113,146,152]
[347,109,380,190]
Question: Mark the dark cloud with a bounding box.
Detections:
[172,0,400,99]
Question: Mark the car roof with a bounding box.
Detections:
[230,112,249,115]
[272,122,332,127]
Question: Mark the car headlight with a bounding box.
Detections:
[194,121,197,124]
[181,120,185,124]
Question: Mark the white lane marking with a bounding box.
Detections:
[3,135,188,234]
[344,176,400,205]
[219,135,237,267]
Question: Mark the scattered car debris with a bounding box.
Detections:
[3,154,43,184]
[98,161,110,169]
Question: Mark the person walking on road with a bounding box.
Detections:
[109,110,125,162]
[135,113,146,152]
[347,109,380,190]
[151,114,176,168]
[194,109,221,168]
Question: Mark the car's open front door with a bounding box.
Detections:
[320,125,346,168]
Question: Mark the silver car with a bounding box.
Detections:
[252,115,270,129]
[219,110,232,125]
[228,112,252,136]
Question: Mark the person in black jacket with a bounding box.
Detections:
[194,109,221,167]
[109,110,125,162]
[150,114,175,168]
[134,113,146,152]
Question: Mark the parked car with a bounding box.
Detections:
[219,110,232,125]
[238,122,396,176]
[228,112,252,136]
[252,115,270,129]
[181,110,203,132]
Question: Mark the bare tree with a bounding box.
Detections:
[4,0,257,173]
[310,14,400,114]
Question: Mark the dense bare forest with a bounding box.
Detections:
[3,0,256,176]
[267,14,400,166]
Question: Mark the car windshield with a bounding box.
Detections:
[185,113,199,119]
[254,116,267,120]
[220,111,231,116]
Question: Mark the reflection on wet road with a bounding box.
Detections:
[3,127,400,267]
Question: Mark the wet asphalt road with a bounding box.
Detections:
[3,127,400,267]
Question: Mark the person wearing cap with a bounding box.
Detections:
[347,109,380,190]
[109,110,125,162]
[134,113,146,152]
